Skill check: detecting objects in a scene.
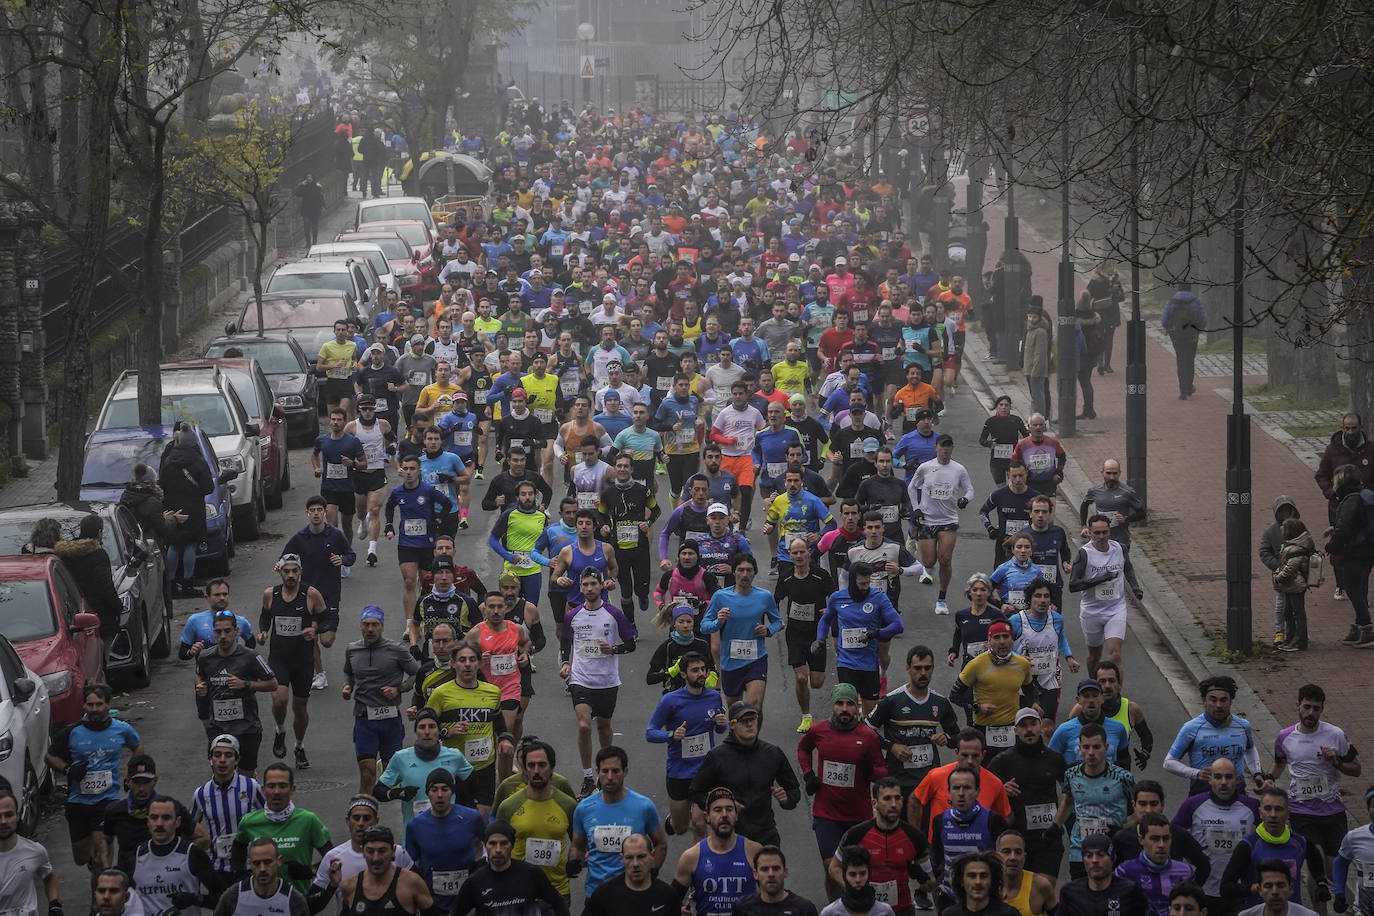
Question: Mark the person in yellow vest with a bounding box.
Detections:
[350,133,364,192]
[997,830,1056,916]
[520,353,562,481]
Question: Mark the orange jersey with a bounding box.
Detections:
[477,621,522,702]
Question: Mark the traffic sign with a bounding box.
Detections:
[903,110,930,138]
[580,55,596,79]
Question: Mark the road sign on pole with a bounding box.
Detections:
[580,55,596,79]
[903,110,930,138]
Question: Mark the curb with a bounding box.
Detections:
[956,327,1285,749]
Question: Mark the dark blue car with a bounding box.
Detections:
[80,425,234,573]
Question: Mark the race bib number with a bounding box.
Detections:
[1027,452,1053,471]
[992,444,1014,459]
[965,640,986,657]
[906,407,920,422]
[578,638,604,658]
[474,389,488,404]
[364,444,384,463]
[1036,564,1058,581]
[404,518,426,536]
[682,732,710,759]
[1094,580,1119,601]
[1362,868,1374,888]
[905,744,934,770]
[550,243,565,258]
[616,523,640,546]
[367,705,398,720]
[326,462,349,479]
[592,824,631,854]
[213,698,244,721]
[409,371,429,386]
[464,735,492,762]
[881,346,897,361]
[560,378,580,396]
[490,653,517,676]
[274,616,302,637]
[880,505,898,523]
[840,627,869,649]
[850,441,865,459]
[676,428,698,446]
[214,834,235,860]
[929,482,955,500]
[80,769,113,795]
[413,799,432,816]
[454,431,473,447]
[432,869,467,895]
[525,837,561,866]
[985,724,1014,748]
[1028,647,1055,676]
[1025,803,1057,830]
[822,760,857,788]
[580,300,593,315]
[1205,827,1242,855]
[1007,590,1025,608]
[657,376,675,391]
[577,492,598,510]
[1005,519,1028,535]
[1293,774,1330,800]
[872,881,897,905]
[1079,816,1110,837]
[853,309,869,324]
[766,462,786,480]
[729,639,759,661]
[534,408,553,423]
[373,398,389,412]
[512,551,535,569]
[789,602,816,622]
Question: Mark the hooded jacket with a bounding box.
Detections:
[688,731,800,841]
[1315,429,1374,506]
[120,480,169,545]
[1023,318,1051,378]
[1259,495,1300,572]
[1326,480,1374,560]
[55,538,121,633]
[159,438,214,542]
[1273,530,1316,594]
[1162,290,1205,335]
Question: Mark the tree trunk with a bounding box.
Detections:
[1266,322,1296,388]
[135,118,169,425]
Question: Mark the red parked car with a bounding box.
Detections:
[351,220,437,294]
[0,555,105,725]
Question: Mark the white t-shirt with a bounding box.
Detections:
[566,602,628,689]
[1078,540,1128,615]
[909,459,974,526]
[711,404,764,457]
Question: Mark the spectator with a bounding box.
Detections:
[1161,284,1206,400]
[1323,464,1374,648]
[1314,413,1374,527]
[55,514,122,637]
[159,425,216,598]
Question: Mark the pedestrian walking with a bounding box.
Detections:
[1162,285,1206,400]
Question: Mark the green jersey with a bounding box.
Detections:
[234,807,331,893]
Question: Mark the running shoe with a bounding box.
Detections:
[272,731,287,759]
[913,890,935,911]
[295,746,311,770]
[312,671,328,690]
[474,467,484,480]
[579,775,596,799]
[367,551,378,567]
[796,714,812,734]
[1335,588,1347,600]
[934,598,950,615]
[918,573,934,586]
[459,517,470,529]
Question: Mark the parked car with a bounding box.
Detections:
[225,291,363,367]
[265,258,380,316]
[167,358,288,509]
[0,554,105,727]
[93,365,265,540]
[356,196,438,234]
[0,502,172,689]
[347,220,436,292]
[80,425,234,574]
[203,336,320,447]
[331,231,423,296]
[0,633,52,836]
[306,242,399,296]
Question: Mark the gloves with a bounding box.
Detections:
[804,772,821,796]
[1133,589,1144,600]
[865,629,880,643]
[399,784,420,801]
[169,892,201,910]
[957,497,969,509]
[384,524,396,539]
[810,639,825,656]
[409,644,424,661]
[705,671,719,689]
[565,857,584,878]
[1333,894,1348,913]
[1133,748,1150,771]
[986,528,999,540]
[285,860,314,880]
[1317,883,1333,904]
[66,763,88,786]
[666,658,681,679]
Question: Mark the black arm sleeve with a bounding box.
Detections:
[1220,843,1255,900]
[306,882,337,914]
[646,640,670,685]
[1173,826,1211,886]
[1135,717,1155,753]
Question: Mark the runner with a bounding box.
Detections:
[121,796,219,916]
[697,502,753,589]
[307,796,416,910]
[1007,579,1079,734]
[334,827,434,916]
[345,394,397,568]
[764,468,836,577]
[191,735,265,878]
[194,612,278,778]
[464,591,533,747]
[815,562,904,716]
[312,407,366,567]
[908,433,974,615]
[549,508,619,613]
[342,606,421,794]
[416,426,467,537]
[949,622,1038,759]
[568,747,668,901]
[701,553,784,712]
[384,454,454,617]
[402,771,485,910]
[280,498,351,691]
[671,787,762,916]
[645,650,728,839]
[494,740,579,899]
[409,558,479,659]
[427,642,503,816]
[259,555,326,769]
[215,837,309,916]
[597,455,659,621]
[230,763,332,895]
[1067,514,1143,673]
[449,822,569,916]
[318,320,360,420]
[710,381,766,529]
[775,537,837,732]
[374,709,474,829]
[986,709,1069,879]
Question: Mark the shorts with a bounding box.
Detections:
[520,665,535,699]
[206,729,261,773]
[1037,687,1061,721]
[836,665,881,701]
[720,453,755,489]
[1079,606,1128,646]
[323,489,356,515]
[1291,811,1348,856]
[719,657,768,698]
[667,776,694,802]
[437,512,460,539]
[813,816,858,860]
[353,469,387,494]
[499,698,521,712]
[353,714,406,761]
[397,545,434,570]
[469,765,497,808]
[270,655,315,699]
[323,379,354,405]
[759,482,784,500]
[316,606,340,634]
[64,801,106,841]
[917,522,959,540]
[569,684,619,720]
[880,361,906,390]
[786,622,827,670]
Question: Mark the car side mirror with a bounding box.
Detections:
[126,545,148,573]
[245,422,261,437]
[12,677,35,701]
[219,469,240,484]
[73,612,102,632]
[273,403,285,420]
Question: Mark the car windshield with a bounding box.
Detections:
[341,236,409,260]
[267,270,352,295]
[365,223,426,247]
[239,298,347,332]
[102,394,236,437]
[82,438,166,488]
[0,515,120,563]
[217,367,262,415]
[204,341,302,374]
[0,579,58,641]
[316,249,389,278]
[360,202,429,225]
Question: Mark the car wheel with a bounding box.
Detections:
[115,614,152,690]
[234,496,262,541]
[151,597,173,659]
[19,761,39,837]
[256,482,267,522]
[281,452,291,492]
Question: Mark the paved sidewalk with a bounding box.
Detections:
[969,195,1372,816]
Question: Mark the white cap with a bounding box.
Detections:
[707,502,730,516]
[1014,707,1041,723]
[834,256,847,266]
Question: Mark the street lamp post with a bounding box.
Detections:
[1057,122,1077,438]
[577,22,594,107]
[1125,42,1147,508]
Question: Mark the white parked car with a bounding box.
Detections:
[356,196,437,234]
[0,632,52,836]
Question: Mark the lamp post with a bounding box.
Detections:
[1225,58,1253,656]
[1057,122,1077,438]
[577,22,594,107]
[1125,41,1147,507]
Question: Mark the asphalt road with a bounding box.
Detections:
[36,380,1198,906]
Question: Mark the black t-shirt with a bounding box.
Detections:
[583,876,679,916]
[450,860,568,916]
[986,743,1068,837]
[1055,876,1150,916]
[102,794,195,858]
[731,891,821,916]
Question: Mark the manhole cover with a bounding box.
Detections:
[294,779,348,792]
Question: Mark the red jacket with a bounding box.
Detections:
[797,719,888,822]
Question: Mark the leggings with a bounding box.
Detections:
[615,541,652,621]
[666,453,700,497]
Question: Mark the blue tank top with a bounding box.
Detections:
[566,541,608,606]
[692,838,757,916]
